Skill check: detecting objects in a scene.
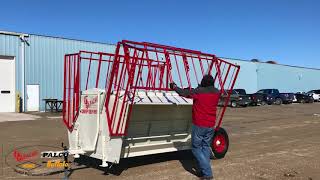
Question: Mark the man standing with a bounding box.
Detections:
[170,74,220,180]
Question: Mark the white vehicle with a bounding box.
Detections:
[307,90,320,101]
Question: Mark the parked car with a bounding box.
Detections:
[281,92,295,104]
[251,89,294,105]
[250,93,264,106]
[219,89,252,107]
[307,90,320,101]
[293,91,306,102]
[294,93,314,103]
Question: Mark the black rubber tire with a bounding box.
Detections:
[211,127,229,159]
[275,98,282,105]
[230,101,237,108]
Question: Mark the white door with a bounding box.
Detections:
[0,56,15,112]
[27,84,40,111]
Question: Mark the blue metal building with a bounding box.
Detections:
[227,58,320,94]
[0,31,319,112]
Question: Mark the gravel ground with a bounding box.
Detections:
[0,103,319,180]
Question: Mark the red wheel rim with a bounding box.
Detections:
[213,134,226,153]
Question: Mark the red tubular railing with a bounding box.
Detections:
[63,40,240,135]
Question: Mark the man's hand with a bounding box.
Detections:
[169,82,177,90]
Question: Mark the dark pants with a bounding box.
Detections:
[191,124,214,177]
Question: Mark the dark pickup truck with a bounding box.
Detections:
[294,93,314,103]
[220,89,252,107]
[251,89,294,105]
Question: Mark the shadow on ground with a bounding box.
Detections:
[73,150,200,177]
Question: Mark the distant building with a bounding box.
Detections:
[1,31,319,112]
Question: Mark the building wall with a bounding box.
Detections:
[25,35,115,111]
[256,62,320,93]
[0,34,22,91]
[1,32,320,111]
[0,33,115,111]
[224,59,258,94]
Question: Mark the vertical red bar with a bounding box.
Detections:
[120,56,140,135]
[85,53,92,90]
[121,49,136,89]
[174,54,183,87]
[222,64,231,88]
[137,51,145,87]
[113,47,123,90]
[164,51,171,89]
[207,56,215,74]
[72,55,76,126]
[76,53,81,118]
[226,68,236,92]
[115,51,138,135]
[105,55,112,89]
[190,57,199,84]
[95,53,103,88]
[214,60,224,90]
[63,55,67,127]
[133,53,144,90]
[152,48,160,88]
[182,54,191,88]
[110,45,129,135]
[152,61,160,88]
[105,43,121,135]
[213,60,221,85]
[159,64,165,89]
[146,60,152,89]
[118,56,140,134]
[74,54,78,120]
[144,48,152,89]
[198,55,205,76]
[67,56,71,128]
[216,66,240,129]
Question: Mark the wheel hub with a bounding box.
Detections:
[213,134,226,153]
[216,140,221,145]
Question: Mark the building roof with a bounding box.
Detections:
[220,56,320,71]
[1,30,319,71]
[0,29,115,46]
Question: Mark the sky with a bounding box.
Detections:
[1,0,319,68]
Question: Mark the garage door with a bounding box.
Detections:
[0,56,15,112]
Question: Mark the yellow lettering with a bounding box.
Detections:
[46,160,53,168]
[21,163,36,169]
[46,160,70,168]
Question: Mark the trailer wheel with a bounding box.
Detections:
[211,127,229,159]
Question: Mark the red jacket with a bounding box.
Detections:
[174,86,220,128]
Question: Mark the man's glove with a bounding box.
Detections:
[169,82,177,90]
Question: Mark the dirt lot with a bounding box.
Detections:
[1,103,320,180]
